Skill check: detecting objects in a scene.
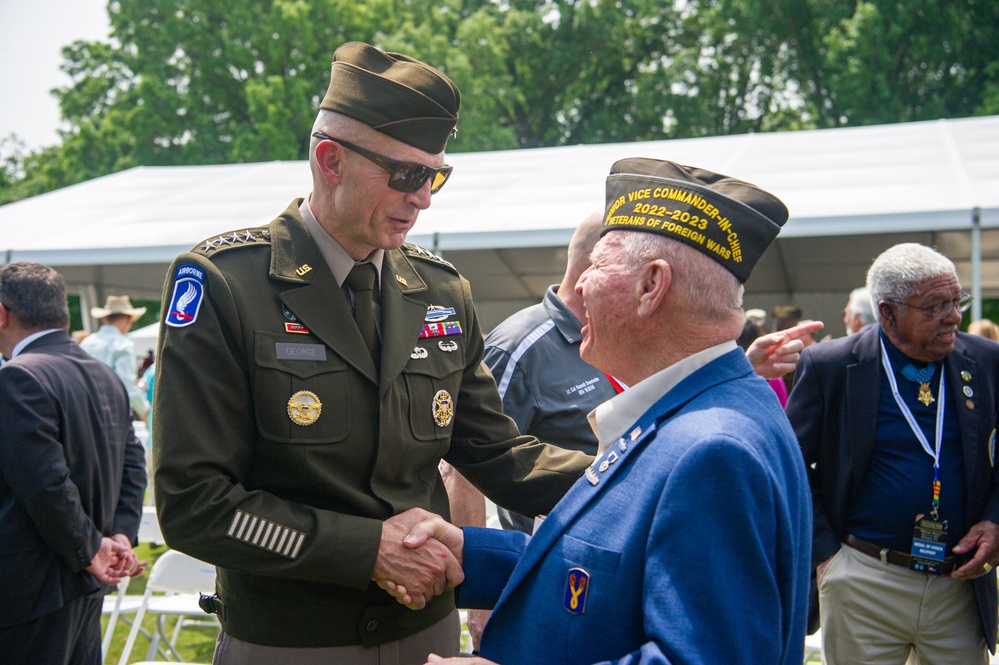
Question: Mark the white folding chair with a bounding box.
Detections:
[116,550,218,664]
[139,506,165,547]
[101,576,146,663]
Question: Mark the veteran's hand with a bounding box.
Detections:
[372,508,464,610]
[747,320,824,380]
[951,520,999,580]
[426,654,499,664]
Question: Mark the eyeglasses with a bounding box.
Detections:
[885,292,974,320]
[312,132,452,194]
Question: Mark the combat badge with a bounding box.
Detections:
[425,305,457,322]
[563,567,590,615]
[438,340,458,352]
[288,390,322,426]
[433,390,454,427]
[165,264,205,328]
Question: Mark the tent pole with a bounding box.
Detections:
[971,207,982,321]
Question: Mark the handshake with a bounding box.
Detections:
[371,508,467,610]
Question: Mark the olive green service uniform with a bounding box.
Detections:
[152,200,588,649]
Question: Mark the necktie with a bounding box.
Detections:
[345,263,380,366]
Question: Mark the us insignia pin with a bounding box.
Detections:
[961,371,972,382]
[288,390,322,426]
[563,567,590,615]
[432,390,454,427]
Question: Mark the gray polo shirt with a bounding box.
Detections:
[483,286,619,532]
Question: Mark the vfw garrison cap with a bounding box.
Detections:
[320,42,460,154]
[602,158,789,282]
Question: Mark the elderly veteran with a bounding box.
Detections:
[152,42,591,664]
[388,158,813,665]
[788,243,999,664]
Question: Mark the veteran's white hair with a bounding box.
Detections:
[866,243,958,322]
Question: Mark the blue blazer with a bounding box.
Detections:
[0,331,146,628]
[459,349,812,665]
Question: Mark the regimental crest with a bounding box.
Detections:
[563,567,590,615]
[287,390,322,426]
[165,264,205,328]
[432,389,454,428]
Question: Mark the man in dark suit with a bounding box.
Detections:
[0,262,147,665]
[787,243,999,664]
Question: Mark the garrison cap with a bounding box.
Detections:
[602,158,788,282]
[320,42,460,154]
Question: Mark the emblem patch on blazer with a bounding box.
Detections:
[432,390,454,427]
[563,567,590,615]
[165,264,205,328]
[288,390,322,426]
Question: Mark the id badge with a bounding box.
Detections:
[910,514,948,574]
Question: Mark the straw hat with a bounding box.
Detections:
[91,295,147,319]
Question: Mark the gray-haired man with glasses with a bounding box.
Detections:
[787,242,999,665]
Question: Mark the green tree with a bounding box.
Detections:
[751,0,999,127]
[2,0,998,205]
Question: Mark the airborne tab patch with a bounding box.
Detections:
[165,264,205,328]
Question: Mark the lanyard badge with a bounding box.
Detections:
[881,341,950,574]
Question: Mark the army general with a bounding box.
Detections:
[152,42,588,664]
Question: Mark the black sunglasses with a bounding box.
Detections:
[312,132,452,194]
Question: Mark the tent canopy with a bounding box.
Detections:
[3,115,999,332]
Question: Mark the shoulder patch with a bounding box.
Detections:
[164,263,205,327]
[193,227,271,256]
[403,243,458,274]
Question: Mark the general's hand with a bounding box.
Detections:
[747,320,824,379]
[371,509,463,609]
[951,520,999,580]
[426,654,499,664]
[377,513,466,609]
[86,537,128,585]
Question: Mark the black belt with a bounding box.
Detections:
[844,534,962,575]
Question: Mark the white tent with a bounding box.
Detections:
[3,115,999,334]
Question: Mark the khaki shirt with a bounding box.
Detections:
[152,200,588,648]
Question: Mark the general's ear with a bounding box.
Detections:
[315,140,345,186]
